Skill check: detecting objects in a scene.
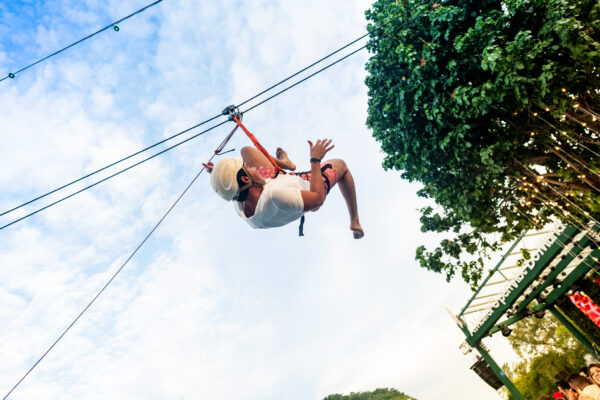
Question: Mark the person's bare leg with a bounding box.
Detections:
[241,146,272,169]
[328,159,364,239]
[241,146,295,170]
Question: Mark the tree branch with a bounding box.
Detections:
[522,155,552,165]
[542,178,590,192]
[551,148,600,193]
[565,113,600,138]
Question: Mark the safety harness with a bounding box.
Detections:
[221,105,310,236]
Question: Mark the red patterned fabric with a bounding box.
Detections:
[256,165,279,179]
[256,163,339,195]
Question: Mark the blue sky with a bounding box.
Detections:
[0,1,517,399]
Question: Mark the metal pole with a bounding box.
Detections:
[550,306,599,360]
[473,342,526,400]
[459,231,527,316]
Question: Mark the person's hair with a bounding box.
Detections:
[588,363,600,372]
[556,371,570,381]
[556,379,569,388]
[536,395,553,400]
[581,366,590,377]
[556,378,570,390]
[235,168,249,202]
[588,363,600,383]
[568,373,591,389]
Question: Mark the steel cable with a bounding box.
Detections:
[0,113,222,219]
[1,126,235,400]
[236,0,431,108]
[1,1,437,230]
[3,2,439,397]
[1,0,165,83]
[0,119,228,230]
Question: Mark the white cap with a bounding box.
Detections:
[210,157,244,201]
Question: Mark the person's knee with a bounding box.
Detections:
[241,146,256,158]
[329,159,348,175]
[241,146,269,167]
[326,158,345,166]
[337,159,348,169]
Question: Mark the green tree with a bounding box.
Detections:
[364,0,600,287]
[323,388,416,400]
[502,313,589,399]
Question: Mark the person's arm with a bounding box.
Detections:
[301,139,334,211]
[202,162,214,173]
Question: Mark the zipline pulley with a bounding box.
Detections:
[222,105,242,121]
[221,106,283,175]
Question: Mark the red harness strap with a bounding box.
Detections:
[229,112,305,236]
[231,115,284,175]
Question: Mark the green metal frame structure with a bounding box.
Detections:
[451,223,600,399]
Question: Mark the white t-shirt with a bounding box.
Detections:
[234,174,311,229]
[582,384,600,400]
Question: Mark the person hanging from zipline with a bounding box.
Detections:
[203,138,364,239]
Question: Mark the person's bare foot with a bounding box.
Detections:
[350,222,364,239]
[276,147,296,170]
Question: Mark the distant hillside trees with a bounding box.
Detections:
[323,388,416,400]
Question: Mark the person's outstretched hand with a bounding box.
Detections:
[308,138,334,160]
[203,162,214,173]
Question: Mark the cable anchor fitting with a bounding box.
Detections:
[221,105,242,121]
[215,148,235,156]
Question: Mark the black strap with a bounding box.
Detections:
[273,168,287,178]
[292,164,332,192]
[321,163,333,194]
[296,163,333,237]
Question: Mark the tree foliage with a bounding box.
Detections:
[365,0,600,287]
[323,388,416,400]
[507,312,588,358]
[502,313,589,399]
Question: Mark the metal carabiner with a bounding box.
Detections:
[221,104,242,121]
